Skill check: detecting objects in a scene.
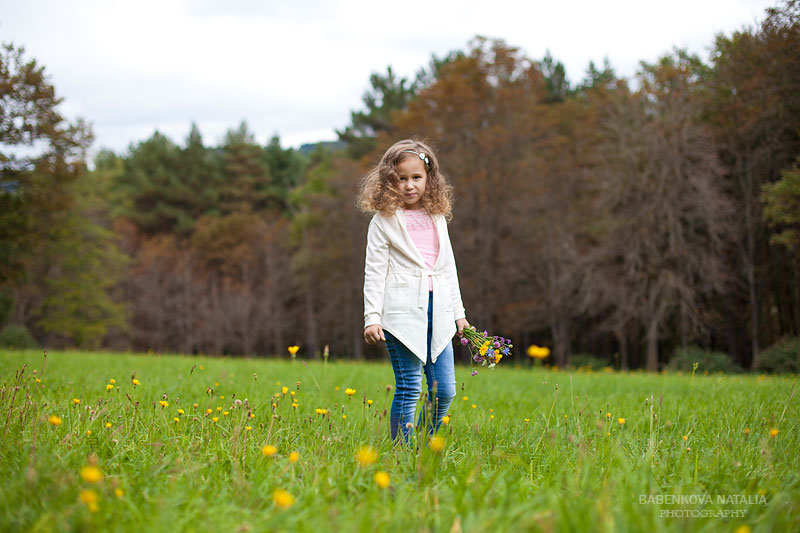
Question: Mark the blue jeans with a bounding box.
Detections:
[385,292,457,443]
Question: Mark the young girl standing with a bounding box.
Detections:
[358,139,469,443]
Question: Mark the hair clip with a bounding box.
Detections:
[401,149,431,169]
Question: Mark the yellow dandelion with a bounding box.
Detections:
[211,417,219,423]
[193,403,199,408]
[206,408,213,415]
[355,445,378,467]
[524,418,530,422]
[249,412,255,418]
[72,398,81,405]
[315,408,328,415]
[35,378,41,383]
[769,428,779,438]
[106,384,114,391]
[105,422,112,429]
[471,404,477,409]
[490,415,494,420]
[223,411,229,416]
[79,489,99,512]
[618,418,626,425]
[733,526,751,533]
[342,414,347,419]
[374,471,390,489]
[526,345,550,359]
[605,412,611,419]
[273,489,294,509]
[287,346,299,356]
[80,465,103,484]
[345,388,356,396]
[292,402,298,409]
[441,416,450,425]
[132,379,140,386]
[245,426,252,431]
[289,451,299,463]
[159,400,169,408]
[173,417,180,423]
[367,399,374,406]
[115,488,124,499]
[109,379,115,384]
[281,386,289,395]
[216,406,222,411]
[290,391,295,397]
[682,435,688,441]
[262,444,277,457]
[744,428,750,437]
[86,430,92,435]
[429,436,446,453]
[177,408,185,415]
[48,415,62,426]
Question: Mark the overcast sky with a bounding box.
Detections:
[2,0,775,157]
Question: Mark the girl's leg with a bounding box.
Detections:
[424,341,456,433]
[385,330,423,443]
[418,292,457,434]
[420,344,456,434]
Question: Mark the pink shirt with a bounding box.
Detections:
[404,209,439,291]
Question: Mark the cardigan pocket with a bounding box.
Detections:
[439,277,454,311]
[383,282,411,314]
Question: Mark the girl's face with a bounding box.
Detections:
[395,155,427,210]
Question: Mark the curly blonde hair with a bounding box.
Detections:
[357,139,453,220]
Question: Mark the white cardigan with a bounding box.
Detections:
[364,210,466,365]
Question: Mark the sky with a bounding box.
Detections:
[2,0,776,157]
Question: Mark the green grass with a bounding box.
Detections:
[0,349,798,532]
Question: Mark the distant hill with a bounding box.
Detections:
[298,140,348,155]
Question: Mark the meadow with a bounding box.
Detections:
[0,349,797,532]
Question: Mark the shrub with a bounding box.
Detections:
[668,346,741,373]
[754,337,800,374]
[569,353,611,370]
[0,325,39,350]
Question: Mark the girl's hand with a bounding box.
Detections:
[364,325,385,345]
[456,318,470,337]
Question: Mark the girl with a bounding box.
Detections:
[358,139,469,443]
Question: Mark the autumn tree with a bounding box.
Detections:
[592,53,732,371]
[0,42,93,283]
[707,0,800,364]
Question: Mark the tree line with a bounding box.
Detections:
[1,1,798,370]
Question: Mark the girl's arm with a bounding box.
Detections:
[363,217,389,339]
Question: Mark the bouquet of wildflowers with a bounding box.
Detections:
[459,325,512,369]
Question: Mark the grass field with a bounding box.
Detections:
[0,349,798,532]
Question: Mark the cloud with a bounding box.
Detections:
[1,0,775,157]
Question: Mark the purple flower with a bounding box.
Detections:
[493,341,501,348]
[471,370,478,376]
[460,337,469,345]
[483,330,488,336]
[473,355,482,363]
